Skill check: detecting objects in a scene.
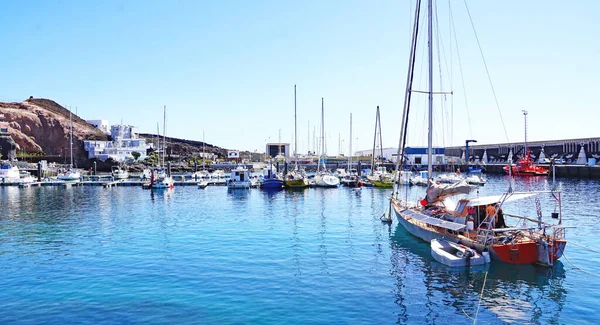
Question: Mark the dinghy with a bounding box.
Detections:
[430,239,489,267]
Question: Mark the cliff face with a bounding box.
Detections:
[0,98,108,165]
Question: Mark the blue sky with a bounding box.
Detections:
[1,0,598,154]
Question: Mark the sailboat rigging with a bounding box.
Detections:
[314,98,339,188]
[150,105,174,189]
[284,85,309,188]
[57,107,81,181]
[387,0,567,266]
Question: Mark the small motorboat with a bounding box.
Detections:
[197,181,208,189]
[430,239,489,267]
[466,175,486,186]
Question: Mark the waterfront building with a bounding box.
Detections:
[0,114,8,134]
[354,147,447,165]
[265,143,290,158]
[84,123,149,162]
[86,120,110,135]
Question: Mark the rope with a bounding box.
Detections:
[462,0,510,143]
[568,241,600,254]
[449,4,473,139]
[562,253,600,278]
[473,270,488,324]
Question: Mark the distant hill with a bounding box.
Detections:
[0,97,108,165]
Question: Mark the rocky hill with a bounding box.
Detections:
[0,97,108,165]
[0,97,260,169]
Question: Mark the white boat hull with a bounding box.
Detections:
[314,174,340,187]
[57,171,81,181]
[431,239,488,267]
[227,180,250,189]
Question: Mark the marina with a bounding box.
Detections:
[0,174,598,323]
[1,0,599,323]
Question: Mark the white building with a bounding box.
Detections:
[86,120,110,135]
[354,147,447,165]
[354,147,400,161]
[0,114,8,134]
[228,150,240,159]
[84,123,149,162]
[266,143,290,158]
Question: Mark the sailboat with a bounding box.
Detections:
[57,107,81,181]
[284,85,310,188]
[387,0,567,265]
[503,111,549,176]
[150,105,174,189]
[314,98,340,188]
[341,113,360,187]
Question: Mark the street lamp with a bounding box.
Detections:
[465,140,477,165]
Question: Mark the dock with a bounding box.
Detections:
[4,179,205,188]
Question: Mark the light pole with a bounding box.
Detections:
[465,140,477,169]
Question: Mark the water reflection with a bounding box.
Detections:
[150,188,174,201]
[389,224,567,324]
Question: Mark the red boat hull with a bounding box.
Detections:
[503,165,548,176]
[492,240,567,265]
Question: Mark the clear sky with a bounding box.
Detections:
[1,1,598,154]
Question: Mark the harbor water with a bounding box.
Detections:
[1,174,599,324]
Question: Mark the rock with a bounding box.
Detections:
[0,98,108,166]
[0,135,18,160]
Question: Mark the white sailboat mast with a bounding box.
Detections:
[349,113,352,170]
[427,0,433,178]
[320,98,325,172]
[294,84,298,169]
[69,107,73,168]
[163,105,167,166]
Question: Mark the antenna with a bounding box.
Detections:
[522,110,528,155]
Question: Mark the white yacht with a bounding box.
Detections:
[0,163,20,184]
[111,166,129,179]
[227,165,251,189]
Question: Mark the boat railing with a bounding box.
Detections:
[504,213,560,228]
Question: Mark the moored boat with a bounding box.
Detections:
[430,239,489,267]
[386,0,568,267]
[112,165,129,179]
[503,150,549,176]
[260,164,283,190]
[0,163,20,184]
[227,165,251,189]
[466,175,486,186]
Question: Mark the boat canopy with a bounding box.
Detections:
[467,192,540,207]
[401,209,466,231]
[425,180,474,204]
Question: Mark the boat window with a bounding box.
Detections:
[456,201,467,214]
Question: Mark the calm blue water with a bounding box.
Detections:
[1,174,599,324]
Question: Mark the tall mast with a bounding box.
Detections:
[349,113,353,170]
[427,0,433,178]
[156,122,160,165]
[69,107,73,168]
[203,130,205,170]
[390,0,421,206]
[522,110,528,154]
[320,98,324,172]
[307,121,310,155]
[371,107,377,174]
[294,85,298,169]
[163,105,166,166]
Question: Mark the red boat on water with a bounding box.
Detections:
[503,150,549,176]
